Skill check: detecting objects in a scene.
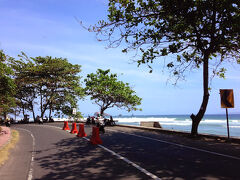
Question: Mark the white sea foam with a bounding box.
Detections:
[114,115,240,137]
[231,120,240,123]
[201,119,226,124]
[115,117,193,126]
[115,117,176,123]
[160,122,192,126]
[115,117,240,126]
[229,126,240,128]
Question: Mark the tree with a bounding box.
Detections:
[32,55,85,119]
[10,52,85,120]
[10,53,37,119]
[84,69,142,115]
[0,50,16,119]
[90,0,240,136]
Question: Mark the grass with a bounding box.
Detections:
[0,130,19,167]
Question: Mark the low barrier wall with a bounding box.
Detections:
[140,121,162,128]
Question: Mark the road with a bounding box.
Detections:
[0,122,239,180]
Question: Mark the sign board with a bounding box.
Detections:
[72,108,77,115]
[220,89,234,108]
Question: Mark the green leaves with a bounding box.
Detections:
[10,53,85,118]
[0,50,17,116]
[216,68,227,79]
[84,69,142,114]
[90,0,239,83]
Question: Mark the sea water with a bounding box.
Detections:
[114,114,240,138]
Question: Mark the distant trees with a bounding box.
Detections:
[84,69,142,116]
[1,50,142,120]
[0,50,16,119]
[90,0,240,136]
[10,52,85,120]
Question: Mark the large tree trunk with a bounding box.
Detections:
[40,93,43,118]
[30,104,36,122]
[100,106,107,117]
[3,112,7,121]
[49,105,52,119]
[21,100,25,117]
[32,109,36,122]
[100,108,104,117]
[190,54,210,136]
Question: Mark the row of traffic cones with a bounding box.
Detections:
[62,121,102,144]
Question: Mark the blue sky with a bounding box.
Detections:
[0,0,239,116]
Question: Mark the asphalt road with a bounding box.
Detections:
[0,123,240,180]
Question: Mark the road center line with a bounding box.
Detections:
[15,128,35,180]
[107,129,240,161]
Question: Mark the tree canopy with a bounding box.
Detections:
[84,69,142,115]
[10,52,85,120]
[90,0,240,136]
[0,50,16,118]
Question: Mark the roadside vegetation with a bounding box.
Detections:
[0,50,16,120]
[0,50,85,121]
[10,52,85,120]
[85,69,142,116]
[89,0,240,136]
[0,50,142,122]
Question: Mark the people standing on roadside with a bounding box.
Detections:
[5,115,11,127]
[39,116,43,124]
[109,116,115,126]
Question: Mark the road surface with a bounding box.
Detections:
[0,123,239,180]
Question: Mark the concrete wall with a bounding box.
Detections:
[140,121,162,128]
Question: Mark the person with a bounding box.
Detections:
[0,117,3,125]
[109,116,115,126]
[86,116,91,124]
[44,116,48,122]
[49,116,54,122]
[36,115,40,122]
[91,116,95,124]
[37,116,43,124]
[104,118,109,126]
[96,117,105,133]
[5,116,11,127]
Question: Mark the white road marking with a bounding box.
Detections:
[83,137,161,180]
[107,129,240,161]
[44,125,161,180]
[15,128,36,180]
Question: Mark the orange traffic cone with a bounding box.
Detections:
[70,122,78,134]
[63,121,70,130]
[77,123,87,137]
[90,127,102,145]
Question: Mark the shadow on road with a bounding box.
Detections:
[33,124,240,180]
[34,135,149,180]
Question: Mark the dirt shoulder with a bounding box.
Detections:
[0,129,19,166]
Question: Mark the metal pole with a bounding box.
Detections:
[226,108,230,139]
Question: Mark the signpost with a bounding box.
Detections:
[72,108,77,115]
[220,89,234,139]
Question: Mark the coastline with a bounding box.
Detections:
[116,124,240,144]
[13,114,240,142]
[14,120,240,144]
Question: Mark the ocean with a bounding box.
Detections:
[113,114,240,138]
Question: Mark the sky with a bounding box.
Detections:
[0,0,239,117]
